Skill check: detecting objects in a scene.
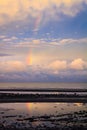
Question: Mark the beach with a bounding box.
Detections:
[0,87,87,130]
[0,102,87,130]
[0,83,87,129]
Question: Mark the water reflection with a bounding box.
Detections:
[26,103,33,115]
[73,103,84,107]
[0,102,87,129]
[0,102,87,116]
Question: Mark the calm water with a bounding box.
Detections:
[0,82,87,89]
[0,102,87,125]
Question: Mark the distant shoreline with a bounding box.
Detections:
[0,88,87,92]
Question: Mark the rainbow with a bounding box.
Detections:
[26,50,32,65]
[34,13,42,32]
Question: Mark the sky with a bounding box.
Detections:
[0,0,87,82]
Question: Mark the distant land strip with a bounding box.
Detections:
[0,88,87,92]
[0,92,87,103]
[0,97,87,103]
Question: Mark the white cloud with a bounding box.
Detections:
[0,35,6,39]
[46,58,87,74]
[0,58,87,73]
[0,61,26,72]
[69,58,87,70]
[48,60,67,71]
[1,36,87,56]
[28,37,87,47]
[59,38,87,45]
[2,38,12,42]
[0,0,87,26]
[4,37,87,48]
[32,39,41,44]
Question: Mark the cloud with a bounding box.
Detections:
[20,37,87,47]
[0,58,87,76]
[48,60,67,70]
[69,58,87,70]
[0,66,87,82]
[0,61,26,72]
[2,37,86,49]
[0,35,6,39]
[0,0,87,26]
[32,39,40,44]
[59,38,87,45]
[0,53,12,57]
[46,58,87,74]
[0,58,87,82]
[1,36,18,42]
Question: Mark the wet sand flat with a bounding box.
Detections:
[0,103,87,130]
